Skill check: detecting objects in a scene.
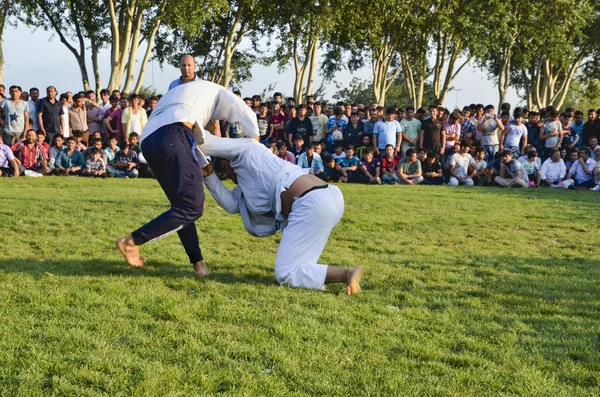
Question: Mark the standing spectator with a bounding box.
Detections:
[495,150,528,188]
[461,107,477,141]
[309,102,329,144]
[287,104,313,147]
[121,94,148,141]
[86,90,105,137]
[11,129,48,176]
[539,149,566,187]
[343,112,364,148]
[28,87,40,131]
[500,111,528,157]
[380,144,402,184]
[60,93,70,138]
[325,108,347,146]
[256,103,272,145]
[582,109,599,147]
[373,107,402,156]
[561,113,578,150]
[270,102,285,141]
[444,110,462,159]
[69,93,99,146]
[363,108,378,137]
[358,147,381,184]
[400,106,421,157]
[2,85,29,145]
[448,141,476,186]
[539,109,563,160]
[38,86,63,144]
[526,111,541,151]
[476,105,504,163]
[0,135,19,177]
[146,96,159,118]
[398,148,423,185]
[422,150,445,185]
[103,96,128,144]
[571,111,585,148]
[53,137,85,176]
[168,55,199,90]
[419,105,446,158]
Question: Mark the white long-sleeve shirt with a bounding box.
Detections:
[540,158,566,182]
[141,80,259,144]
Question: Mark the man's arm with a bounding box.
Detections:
[204,169,242,214]
[397,166,412,184]
[520,133,528,155]
[38,110,46,135]
[418,129,424,149]
[10,157,19,177]
[22,111,29,136]
[579,157,592,174]
[103,116,116,135]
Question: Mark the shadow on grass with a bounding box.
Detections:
[0,258,277,286]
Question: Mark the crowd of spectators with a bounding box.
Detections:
[1,80,599,191]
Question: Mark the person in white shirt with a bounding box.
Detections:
[500,111,528,157]
[558,147,597,189]
[448,140,476,186]
[200,132,364,294]
[540,149,566,187]
[116,80,259,278]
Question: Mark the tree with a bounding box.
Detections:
[19,0,180,92]
[155,0,272,89]
[0,0,15,83]
[332,76,435,108]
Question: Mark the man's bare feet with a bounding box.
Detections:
[116,236,146,267]
[346,266,364,295]
[193,260,210,278]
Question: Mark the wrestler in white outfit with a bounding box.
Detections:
[201,133,345,290]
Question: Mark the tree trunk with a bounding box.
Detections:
[304,37,318,100]
[0,0,10,84]
[133,0,166,93]
[122,8,143,93]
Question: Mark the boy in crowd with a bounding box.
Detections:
[358,147,382,184]
[343,112,364,148]
[520,149,541,187]
[128,132,140,153]
[448,140,476,186]
[54,137,85,176]
[495,150,528,188]
[321,154,338,182]
[276,140,296,164]
[287,104,313,147]
[332,142,345,163]
[540,149,566,187]
[111,142,139,178]
[422,150,445,185]
[309,102,329,145]
[398,148,423,185]
[500,111,527,157]
[472,146,487,185]
[380,144,401,184]
[35,130,50,156]
[297,143,324,177]
[256,103,272,146]
[47,134,65,172]
[84,147,108,178]
[72,130,87,151]
[288,135,305,159]
[335,145,360,183]
[0,135,19,177]
[400,106,421,157]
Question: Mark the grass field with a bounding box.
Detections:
[0,178,599,396]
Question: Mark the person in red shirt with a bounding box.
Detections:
[271,102,286,141]
[11,129,49,175]
[35,130,50,158]
[380,144,401,184]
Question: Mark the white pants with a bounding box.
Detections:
[275,184,344,290]
[448,176,473,186]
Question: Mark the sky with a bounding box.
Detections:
[2,24,521,109]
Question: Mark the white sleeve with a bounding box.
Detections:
[212,88,259,138]
[204,173,242,214]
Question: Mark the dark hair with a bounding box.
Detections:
[119,141,129,150]
[72,130,83,138]
[322,154,334,164]
[406,148,416,157]
[36,130,45,136]
[293,135,304,141]
[406,106,415,112]
[100,89,110,96]
[574,110,583,117]
[259,102,269,109]
[500,102,511,111]
[385,107,396,115]
[501,150,513,157]
[385,144,394,150]
[108,135,118,142]
[275,141,287,149]
[345,144,355,151]
[527,149,538,159]
[273,92,282,98]
[298,104,307,110]
[149,96,158,102]
[460,140,471,148]
[476,146,485,154]
[65,137,77,144]
[91,147,101,156]
[500,110,510,118]
[92,137,103,145]
[53,134,65,144]
[427,150,436,158]
[364,147,373,155]
[9,85,22,92]
[484,104,495,111]
[129,93,139,101]
[428,104,438,111]
[580,147,591,156]
[129,132,139,139]
[350,112,358,117]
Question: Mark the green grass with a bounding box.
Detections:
[1,178,599,396]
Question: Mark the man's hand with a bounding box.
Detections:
[202,161,214,177]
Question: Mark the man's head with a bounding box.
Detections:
[108,135,118,148]
[406,148,417,162]
[529,111,539,123]
[91,147,102,162]
[24,129,36,144]
[428,104,438,119]
[569,149,579,162]
[293,135,304,148]
[345,144,355,158]
[120,97,129,109]
[513,111,523,125]
[406,106,415,120]
[418,148,427,162]
[475,146,486,160]
[276,141,287,154]
[334,143,343,154]
[500,110,510,125]
[574,111,583,124]
[46,86,57,100]
[306,95,315,104]
[9,85,22,101]
[589,137,598,148]
[362,135,371,146]
[313,102,322,115]
[252,95,261,107]
[72,130,83,142]
[29,87,40,102]
[385,144,395,157]
[501,150,513,163]
[66,137,77,151]
[149,96,158,110]
[91,137,103,150]
[129,132,139,145]
[272,102,281,114]
[460,140,471,154]
[587,109,596,122]
[298,104,307,118]
[53,134,64,148]
[73,93,85,109]
[111,90,120,99]
[350,112,359,124]
[484,105,495,117]
[550,149,561,163]
[363,147,374,162]
[273,92,282,104]
[259,103,268,116]
[100,89,110,103]
[129,93,140,108]
[548,109,559,121]
[179,55,196,81]
[385,107,396,121]
[579,147,591,161]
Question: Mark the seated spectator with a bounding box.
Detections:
[321,154,338,182]
[335,144,360,183]
[83,137,108,164]
[35,130,50,157]
[128,132,140,153]
[105,135,120,170]
[48,134,66,172]
[297,143,324,177]
[276,141,296,164]
[495,150,528,188]
[11,129,49,176]
[520,149,541,186]
[380,144,402,184]
[539,149,566,187]
[565,148,578,171]
[589,137,599,158]
[343,112,364,148]
[0,135,20,177]
[358,148,382,184]
[53,137,85,176]
[398,148,423,185]
[422,150,445,185]
[110,142,139,178]
[471,146,487,185]
[288,135,305,159]
[590,162,600,191]
[417,148,427,163]
[485,151,504,186]
[443,142,461,177]
[332,142,346,163]
[72,130,87,151]
[355,135,371,160]
[83,147,108,178]
[448,140,476,186]
[558,147,596,189]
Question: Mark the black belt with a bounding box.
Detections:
[298,183,328,199]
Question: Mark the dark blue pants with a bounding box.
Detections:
[131,123,205,263]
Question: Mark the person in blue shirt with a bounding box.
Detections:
[571,111,585,148]
[167,55,200,91]
[373,107,402,156]
[335,144,360,182]
[53,137,85,175]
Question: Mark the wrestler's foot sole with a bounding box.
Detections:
[194,260,210,278]
[347,266,364,295]
[116,237,146,267]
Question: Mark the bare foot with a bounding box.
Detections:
[193,260,210,278]
[116,236,146,267]
[346,266,364,295]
